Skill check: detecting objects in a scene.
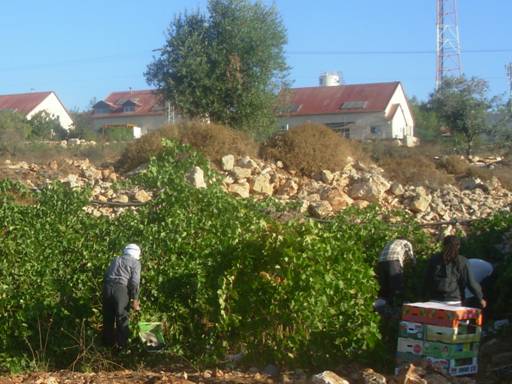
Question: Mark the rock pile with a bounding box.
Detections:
[217,154,512,225]
[2,153,511,225]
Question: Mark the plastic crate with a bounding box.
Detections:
[424,323,481,343]
[402,302,482,328]
[427,356,478,377]
[399,321,424,340]
[423,340,479,359]
[397,337,424,355]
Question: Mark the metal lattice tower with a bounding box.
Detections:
[506,63,512,100]
[436,0,463,89]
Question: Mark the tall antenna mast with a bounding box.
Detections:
[436,0,463,90]
[506,63,512,100]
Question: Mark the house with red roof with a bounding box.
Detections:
[92,89,173,138]
[0,91,74,131]
[278,79,415,144]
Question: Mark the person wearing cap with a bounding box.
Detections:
[102,244,142,348]
[375,239,415,313]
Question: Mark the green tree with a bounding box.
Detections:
[429,76,492,156]
[145,0,289,138]
[29,111,67,140]
[0,110,31,155]
[409,97,441,142]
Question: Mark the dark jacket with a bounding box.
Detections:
[424,253,483,302]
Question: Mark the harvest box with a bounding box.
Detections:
[402,302,482,328]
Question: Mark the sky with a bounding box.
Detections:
[0,1,510,110]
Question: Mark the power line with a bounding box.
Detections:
[286,48,512,56]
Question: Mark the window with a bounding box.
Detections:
[123,105,135,112]
[371,126,381,135]
[340,100,368,110]
[340,128,350,139]
[94,106,110,114]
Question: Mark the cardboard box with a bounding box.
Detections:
[397,337,424,355]
[399,321,424,340]
[423,340,479,359]
[424,323,481,343]
[402,302,482,328]
[427,356,478,377]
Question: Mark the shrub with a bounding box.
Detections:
[115,121,259,173]
[375,147,454,188]
[438,155,470,176]
[175,121,259,162]
[260,123,361,175]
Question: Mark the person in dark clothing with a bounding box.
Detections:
[423,236,486,308]
[102,244,142,348]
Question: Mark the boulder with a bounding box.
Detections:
[312,371,350,384]
[348,175,390,202]
[187,166,207,189]
[228,182,250,198]
[320,170,334,184]
[251,174,273,196]
[308,201,333,218]
[238,156,258,169]
[276,179,298,197]
[221,154,235,171]
[361,368,386,384]
[231,166,252,180]
[134,190,152,203]
[409,187,431,213]
[390,182,405,196]
[114,194,129,204]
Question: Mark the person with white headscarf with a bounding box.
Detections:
[102,244,142,348]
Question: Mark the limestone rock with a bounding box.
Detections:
[221,154,235,171]
[187,166,207,189]
[228,182,250,198]
[276,179,298,197]
[390,182,405,196]
[114,194,129,204]
[308,201,333,218]
[348,175,390,202]
[134,190,152,203]
[320,170,334,184]
[231,166,252,180]
[251,174,273,196]
[409,187,432,213]
[361,368,386,384]
[312,371,350,384]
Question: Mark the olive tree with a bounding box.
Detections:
[145,0,289,138]
[429,76,492,156]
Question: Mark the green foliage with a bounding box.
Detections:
[409,97,441,142]
[429,76,492,156]
[9,139,512,373]
[100,126,133,142]
[69,110,97,141]
[28,111,67,141]
[0,110,31,155]
[145,0,289,138]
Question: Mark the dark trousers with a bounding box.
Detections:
[102,283,130,348]
[376,260,404,306]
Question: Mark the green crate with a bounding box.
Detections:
[138,322,165,350]
[424,340,478,359]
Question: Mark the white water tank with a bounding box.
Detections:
[319,72,341,87]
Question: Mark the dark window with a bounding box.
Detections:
[371,126,381,135]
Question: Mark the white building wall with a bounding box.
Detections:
[92,114,168,135]
[385,84,414,137]
[279,111,393,139]
[26,92,74,131]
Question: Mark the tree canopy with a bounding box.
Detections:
[145,0,289,138]
[429,76,493,156]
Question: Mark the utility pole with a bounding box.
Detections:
[436,0,463,90]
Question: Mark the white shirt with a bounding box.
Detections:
[465,258,493,299]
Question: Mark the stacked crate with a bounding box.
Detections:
[396,302,482,376]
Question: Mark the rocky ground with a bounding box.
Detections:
[1,152,511,383]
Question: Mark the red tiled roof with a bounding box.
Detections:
[0,91,52,115]
[279,82,400,116]
[92,89,165,118]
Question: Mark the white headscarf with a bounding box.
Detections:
[123,243,141,260]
